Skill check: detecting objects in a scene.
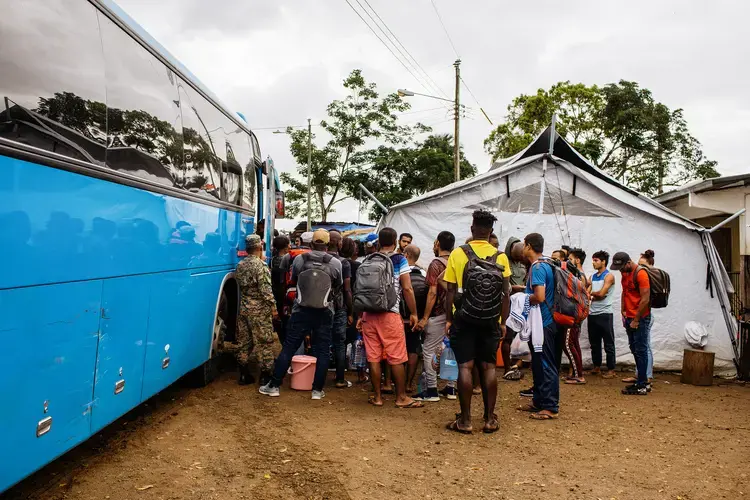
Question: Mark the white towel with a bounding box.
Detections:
[507,293,529,333]
[527,304,544,353]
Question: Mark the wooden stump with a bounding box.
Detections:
[681,349,715,386]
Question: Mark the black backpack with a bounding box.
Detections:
[296,253,335,309]
[634,265,671,309]
[456,245,506,325]
[400,268,428,319]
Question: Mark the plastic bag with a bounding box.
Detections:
[439,339,458,381]
[685,321,708,349]
[510,333,531,360]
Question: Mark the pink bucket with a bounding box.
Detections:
[288,355,317,391]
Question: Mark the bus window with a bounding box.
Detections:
[98,14,183,187]
[222,142,242,205]
[177,81,221,200]
[0,2,106,164]
[227,129,254,212]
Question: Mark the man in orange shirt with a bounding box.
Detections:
[610,252,651,396]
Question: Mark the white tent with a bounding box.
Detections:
[381,126,739,375]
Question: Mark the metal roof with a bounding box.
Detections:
[654,173,750,203]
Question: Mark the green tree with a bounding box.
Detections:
[279,69,422,221]
[347,134,477,219]
[483,80,718,195]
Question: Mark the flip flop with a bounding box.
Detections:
[564,378,587,385]
[367,396,383,407]
[621,377,636,383]
[483,413,500,434]
[530,411,558,420]
[381,387,395,395]
[395,400,424,409]
[446,417,473,434]
[517,403,540,412]
[601,372,616,379]
[472,387,482,395]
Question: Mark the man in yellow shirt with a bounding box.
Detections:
[444,210,510,434]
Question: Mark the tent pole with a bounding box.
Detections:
[358,183,389,215]
[539,159,547,214]
[548,113,557,154]
[709,208,745,233]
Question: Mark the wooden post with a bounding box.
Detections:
[681,349,715,386]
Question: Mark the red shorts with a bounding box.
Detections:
[361,311,408,365]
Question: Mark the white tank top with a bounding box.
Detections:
[590,269,614,315]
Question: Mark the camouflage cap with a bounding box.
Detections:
[245,234,263,251]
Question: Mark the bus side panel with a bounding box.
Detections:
[90,275,150,434]
[0,281,102,493]
[140,269,227,402]
[1,155,236,291]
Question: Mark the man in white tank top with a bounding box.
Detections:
[588,250,616,378]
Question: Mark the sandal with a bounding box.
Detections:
[367,396,383,407]
[503,368,523,381]
[472,387,482,395]
[601,371,616,379]
[517,403,540,412]
[529,410,558,420]
[564,378,586,385]
[483,413,500,434]
[395,400,424,409]
[447,413,473,434]
[621,377,636,383]
[381,387,395,395]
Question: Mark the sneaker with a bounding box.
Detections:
[621,384,647,396]
[439,386,457,400]
[646,383,652,393]
[519,387,534,398]
[311,390,326,400]
[259,383,280,397]
[413,389,440,402]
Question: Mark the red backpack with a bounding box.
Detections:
[539,258,590,327]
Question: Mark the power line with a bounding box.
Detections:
[360,0,450,99]
[430,0,459,59]
[396,106,451,116]
[344,0,437,98]
[459,76,494,125]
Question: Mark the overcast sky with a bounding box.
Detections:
[117,0,750,225]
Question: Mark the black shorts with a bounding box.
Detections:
[406,330,422,355]
[450,317,500,365]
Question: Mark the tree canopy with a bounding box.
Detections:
[279,70,474,221]
[483,80,718,195]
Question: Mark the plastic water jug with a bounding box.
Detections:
[346,343,354,370]
[353,336,367,368]
[439,339,458,381]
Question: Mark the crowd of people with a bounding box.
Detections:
[233,209,658,433]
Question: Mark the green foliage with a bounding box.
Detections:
[483,80,718,195]
[280,70,434,221]
[347,134,477,220]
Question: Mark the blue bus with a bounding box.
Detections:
[0,0,283,491]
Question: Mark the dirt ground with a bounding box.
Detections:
[4,366,750,500]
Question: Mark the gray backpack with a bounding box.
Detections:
[354,252,398,313]
[296,253,334,309]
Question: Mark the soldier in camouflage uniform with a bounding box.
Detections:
[236,234,278,385]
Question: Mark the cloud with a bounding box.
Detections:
[115,0,750,222]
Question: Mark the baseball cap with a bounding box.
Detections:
[312,228,330,244]
[609,251,630,271]
[300,231,314,243]
[364,233,379,247]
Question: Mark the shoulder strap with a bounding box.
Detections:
[488,251,501,262]
[633,265,649,291]
[460,244,479,261]
[322,253,333,264]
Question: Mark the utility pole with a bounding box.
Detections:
[306,118,312,231]
[453,59,461,182]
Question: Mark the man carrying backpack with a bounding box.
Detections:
[444,210,511,434]
[355,227,423,409]
[610,251,652,396]
[403,244,427,393]
[415,231,456,402]
[260,229,343,400]
[328,229,354,389]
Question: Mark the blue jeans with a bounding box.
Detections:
[635,316,654,379]
[271,307,333,391]
[332,308,348,383]
[625,315,652,387]
[529,323,560,413]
